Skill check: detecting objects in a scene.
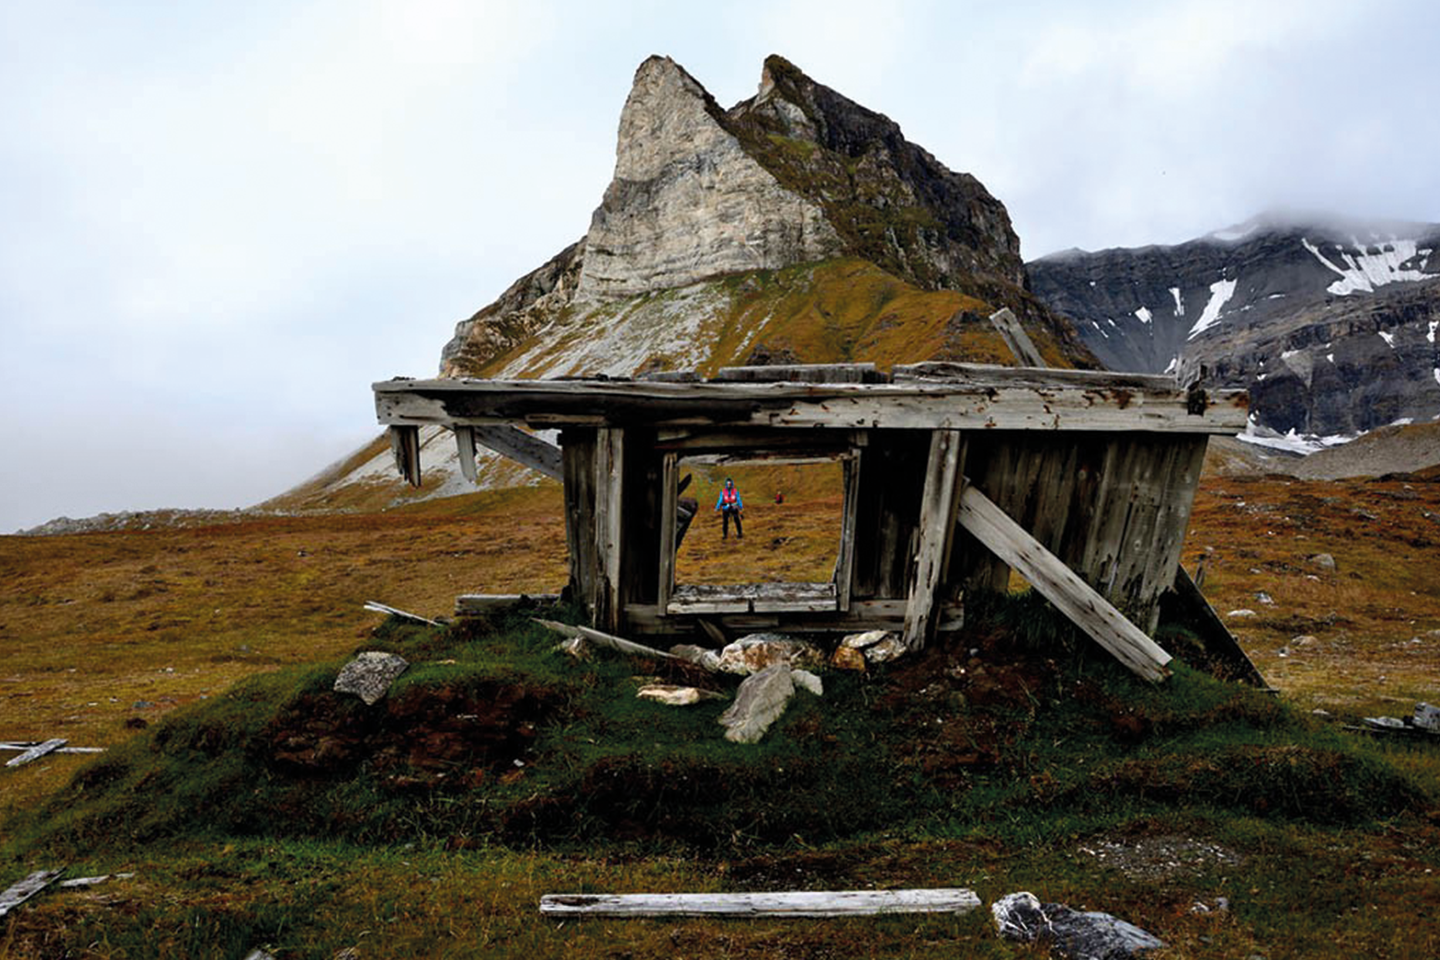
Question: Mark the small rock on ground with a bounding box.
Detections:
[333,651,409,706]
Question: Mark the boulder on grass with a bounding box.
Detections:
[718,664,795,743]
[716,634,823,675]
[992,891,1164,959]
[333,652,409,706]
[830,645,867,672]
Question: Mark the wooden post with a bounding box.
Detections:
[658,452,678,613]
[453,425,478,484]
[387,425,422,487]
[902,430,965,651]
[956,482,1172,682]
[593,428,625,631]
[989,307,1046,367]
[472,424,563,480]
[833,452,861,611]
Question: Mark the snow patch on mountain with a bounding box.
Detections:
[1237,417,1353,455]
[1379,330,1396,348]
[1134,306,1152,324]
[1188,278,1237,340]
[1301,236,1433,296]
[1169,287,1183,316]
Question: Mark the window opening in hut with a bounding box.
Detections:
[667,456,849,614]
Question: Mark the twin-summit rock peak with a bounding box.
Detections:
[440,54,1067,379]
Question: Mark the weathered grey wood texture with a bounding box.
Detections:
[5,738,67,768]
[457,424,563,482]
[539,888,981,918]
[374,371,1247,434]
[956,483,1172,682]
[988,307,1046,367]
[0,870,62,918]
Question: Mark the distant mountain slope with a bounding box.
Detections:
[1029,213,1440,440]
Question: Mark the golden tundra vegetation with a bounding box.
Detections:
[1,459,1439,957]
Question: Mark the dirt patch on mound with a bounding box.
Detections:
[261,682,562,791]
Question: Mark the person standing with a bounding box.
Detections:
[714,477,744,539]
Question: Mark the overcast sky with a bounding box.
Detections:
[3,0,1437,532]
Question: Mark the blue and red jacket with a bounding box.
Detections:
[715,484,743,511]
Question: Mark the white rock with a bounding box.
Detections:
[636,684,725,707]
[717,634,823,675]
[863,637,907,664]
[1413,702,1440,731]
[841,629,892,650]
[333,652,408,706]
[719,664,795,743]
[1227,609,1257,618]
[791,669,823,696]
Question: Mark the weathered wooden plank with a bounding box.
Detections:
[363,601,440,626]
[833,452,861,611]
[539,888,981,918]
[988,307,1046,367]
[712,363,888,384]
[902,431,965,651]
[560,431,600,615]
[473,424,563,481]
[623,600,963,636]
[57,873,134,889]
[572,625,684,661]
[593,428,625,631]
[453,425,479,484]
[658,453,678,613]
[373,375,1249,434]
[1164,565,1268,687]
[0,869,62,918]
[5,739,67,768]
[0,743,103,755]
[956,483,1172,682]
[387,425,422,487]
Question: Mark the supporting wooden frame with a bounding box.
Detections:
[375,363,1248,681]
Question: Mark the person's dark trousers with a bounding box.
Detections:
[722,507,743,539]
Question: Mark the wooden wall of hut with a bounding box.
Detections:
[953,431,1208,633]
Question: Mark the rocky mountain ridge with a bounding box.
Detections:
[440,54,1086,381]
[1028,213,1440,445]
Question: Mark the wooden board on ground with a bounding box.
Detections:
[0,869,63,918]
[5,738,67,768]
[540,888,981,919]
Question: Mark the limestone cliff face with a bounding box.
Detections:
[577,57,843,301]
[440,54,1087,378]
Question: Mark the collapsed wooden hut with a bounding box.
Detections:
[372,354,1251,684]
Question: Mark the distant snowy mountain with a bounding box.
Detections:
[1028,213,1440,447]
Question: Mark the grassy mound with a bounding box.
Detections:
[9,598,1431,864]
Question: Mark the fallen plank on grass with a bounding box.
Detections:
[539,888,981,919]
[363,601,440,627]
[58,873,135,889]
[533,620,683,662]
[0,870,63,918]
[0,741,104,756]
[5,738,67,768]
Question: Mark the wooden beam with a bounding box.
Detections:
[833,452,861,611]
[5,738,67,768]
[453,425,479,484]
[387,425,422,487]
[373,372,1249,435]
[658,453,678,613]
[956,482,1172,682]
[472,425,562,481]
[593,428,624,631]
[0,870,62,918]
[988,307,1046,368]
[712,363,888,384]
[902,431,965,651]
[539,888,981,918]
